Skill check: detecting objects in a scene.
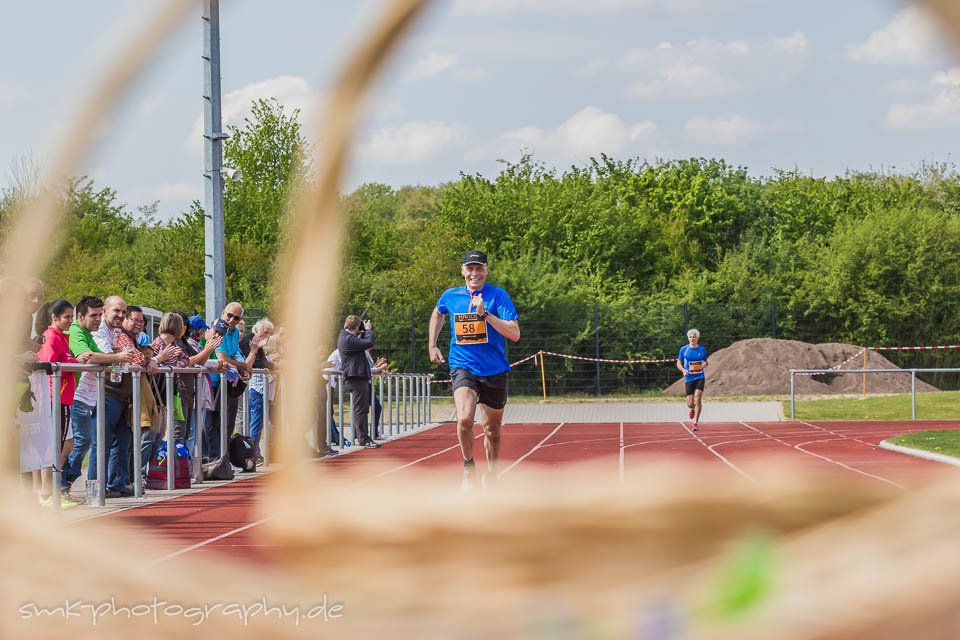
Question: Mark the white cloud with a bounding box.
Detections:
[424,31,604,63]
[623,33,808,100]
[128,181,201,205]
[407,52,459,80]
[770,31,808,54]
[454,0,759,15]
[472,106,657,164]
[684,114,779,146]
[357,121,469,165]
[630,59,734,100]
[847,5,944,66]
[884,68,960,131]
[186,75,320,154]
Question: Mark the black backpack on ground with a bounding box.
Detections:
[201,455,234,481]
[228,433,257,473]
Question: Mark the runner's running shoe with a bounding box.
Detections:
[482,471,497,489]
[460,465,477,492]
[689,408,695,419]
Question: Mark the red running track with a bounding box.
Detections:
[96,419,959,564]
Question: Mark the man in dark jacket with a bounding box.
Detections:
[336,315,381,448]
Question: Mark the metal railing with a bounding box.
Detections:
[788,367,960,420]
[323,372,433,449]
[30,363,277,512]
[25,363,433,513]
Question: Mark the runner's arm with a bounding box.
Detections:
[486,315,520,342]
[428,307,446,364]
[676,351,688,376]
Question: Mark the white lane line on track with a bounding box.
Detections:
[359,430,487,484]
[540,436,620,448]
[153,425,488,563]
[709,436,780,454]
[622,436,696,450]
[151,519,270,565]
[798,420,876,448]
[498,423,566,478]
[678,422,755,483]
[739,421,904,489]
[619,422,624,484]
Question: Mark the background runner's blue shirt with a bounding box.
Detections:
[678,344,708,382]
[436,283,518,377]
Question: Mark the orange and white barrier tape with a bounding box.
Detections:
[538,350,675,365]
[430,349,674,383]
[869,344,960,351]
[794,347,867,376]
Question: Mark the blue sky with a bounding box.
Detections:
[1,1,958,220]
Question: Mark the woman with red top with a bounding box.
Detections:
[36,299,93,508]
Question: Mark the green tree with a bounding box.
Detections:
[222,97,309,309]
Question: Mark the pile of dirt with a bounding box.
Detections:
[665,338,939,397]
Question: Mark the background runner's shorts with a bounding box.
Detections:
[685,378,706,396]
[451,368,509,410]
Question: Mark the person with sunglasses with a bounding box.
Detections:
[204,302,250,459]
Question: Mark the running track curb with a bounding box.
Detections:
[879,439,960,469]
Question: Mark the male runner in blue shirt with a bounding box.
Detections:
[676,328,708,431]
[428,250,520,491]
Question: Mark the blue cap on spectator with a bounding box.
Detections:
[188,316,208,331]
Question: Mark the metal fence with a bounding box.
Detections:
[334,301,960,395]
[17,362,437,513]
[789,367,960,420]
[336,301,780,396]
[324,372,433,449]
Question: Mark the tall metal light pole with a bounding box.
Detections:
[202,0,227,321]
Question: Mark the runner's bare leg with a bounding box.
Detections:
[454,387,479,461]
[693,388,704,423]
[478,404,504,474]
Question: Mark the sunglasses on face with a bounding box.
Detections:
[225,312,243,321]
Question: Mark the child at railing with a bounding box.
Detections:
[36,299,94,508]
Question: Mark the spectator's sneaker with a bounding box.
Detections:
[689,408,695,419]
[255,455,265,466]
[39,494,79,510]
[104,490,122,499]
[363,441,382,449]
[460,465,477,492]
[61,491,86,505]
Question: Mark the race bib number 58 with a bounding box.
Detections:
[454,313,488,345]
[688,361,704,373]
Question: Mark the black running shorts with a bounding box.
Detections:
[684,378,705,396]
[451,368,509,410]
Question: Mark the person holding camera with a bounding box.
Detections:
[337,315,381,449]
[204,302,249,459]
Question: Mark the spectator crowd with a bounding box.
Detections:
[11,275,289,509]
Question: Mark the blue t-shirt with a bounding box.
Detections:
[212,327,241,387]
[678,344,708,382]
[436,284,518,377]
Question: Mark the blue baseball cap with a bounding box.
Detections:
[188,315,208,331]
